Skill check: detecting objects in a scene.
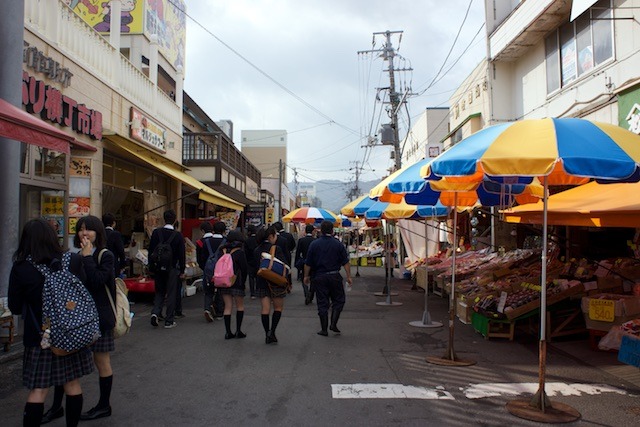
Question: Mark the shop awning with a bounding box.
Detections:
[0,97,73,154]
[502,181,640,228]
[105,135,245,211]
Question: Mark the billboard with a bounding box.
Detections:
[66,0,186,70]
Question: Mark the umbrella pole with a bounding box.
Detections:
[376,221,402,306]
[507,177,580,422]
[426,196,474,366]
[410,219,442,328]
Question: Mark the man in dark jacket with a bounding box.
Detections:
[102,213,126,277]
[195,221,226,321]
[148,209,185,329]
[295,224,315,304]
[304,220,352,336]
[274,221,295,286]
[244,225,259,298]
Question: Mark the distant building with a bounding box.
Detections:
[401,107,449,165]
[215,120,233,140]
[241,129,288,218]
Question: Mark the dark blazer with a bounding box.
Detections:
[8,253,87,347]
[82,248,116,332]
[294,235,314,265]
[195,235,225,270]
[105,227,126,273]
[275,235,292,266]
[148,226,186,274]
[244,234,259,274]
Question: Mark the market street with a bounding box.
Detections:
[1,267,639,426]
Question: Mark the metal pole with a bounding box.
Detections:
[0,1,25,297]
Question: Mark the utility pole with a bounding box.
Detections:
[347,160,361,201]
[358,30,412,172]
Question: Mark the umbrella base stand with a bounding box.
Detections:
[506,399,580,423]
[375,292,402,307]
[409,311,442,328]
[425,355,475,366]
[374,285,398,297]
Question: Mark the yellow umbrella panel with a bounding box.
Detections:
[503,180,640,228]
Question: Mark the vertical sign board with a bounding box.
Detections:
[618,335,640,368]
[245,204,265,229]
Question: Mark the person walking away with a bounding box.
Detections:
[102,213,126,277]
[216,230,249,339]
[273,221,295,268]
[385,239,397,278]
[294,224,315,304]
[195,221,226,321]
[8,219,93,426]
[244,225,259,299]
[74,215,117,420]
[253,226,289,344]
[148,209,185,329]
[304,220,352,336]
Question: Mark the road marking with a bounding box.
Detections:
[462,382,629,399]
[332,384,454,400]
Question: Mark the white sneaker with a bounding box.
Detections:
[164,322,177,329]
[204,310,213,323]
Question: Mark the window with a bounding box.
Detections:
[545,0,612,94]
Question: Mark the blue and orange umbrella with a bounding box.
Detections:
[408,118,640,414]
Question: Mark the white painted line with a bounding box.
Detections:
[462,382,628,399]
[332,383,455,400]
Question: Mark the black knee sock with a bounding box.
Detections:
[97,375,112,408]
[261,314,270,333]
[236,310,244,332]
[65,394,83,427]
[51,384,64,410]
[224,315,232,334]
[271,311,282,332]
[23,402,44,427]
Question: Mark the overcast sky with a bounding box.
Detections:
[183,0,487,187]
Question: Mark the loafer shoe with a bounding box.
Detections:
[80,405,111,421]
[41,406,64,424]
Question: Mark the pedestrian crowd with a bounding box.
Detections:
[8,210,352,426]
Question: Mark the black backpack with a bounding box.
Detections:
[148,231,177,273]
[31,252,101,356]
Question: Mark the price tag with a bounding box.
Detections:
[588,299,615,322]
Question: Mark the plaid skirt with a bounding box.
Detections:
[90,329,115,353]
[218,287,246,297]
[254,284,289,299]
[22,346,94,390]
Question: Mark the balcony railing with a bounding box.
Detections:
[183,132,261,183]
[24,0,182,134]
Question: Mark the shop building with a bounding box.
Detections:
[19,0,242,252]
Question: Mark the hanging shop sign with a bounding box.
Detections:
[22,71,103,140]
[130,107,166,152]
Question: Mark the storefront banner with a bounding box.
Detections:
[144,191,167,237]
[216,211,240,232]
[130,107,166,152]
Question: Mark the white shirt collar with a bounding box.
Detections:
[203,232,214,238]
[163,224,175,230]
[105,226,114,231]
[212,233,223,238]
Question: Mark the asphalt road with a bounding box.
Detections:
[1,267,639,426]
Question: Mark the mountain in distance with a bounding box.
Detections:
[288,179,381,213]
